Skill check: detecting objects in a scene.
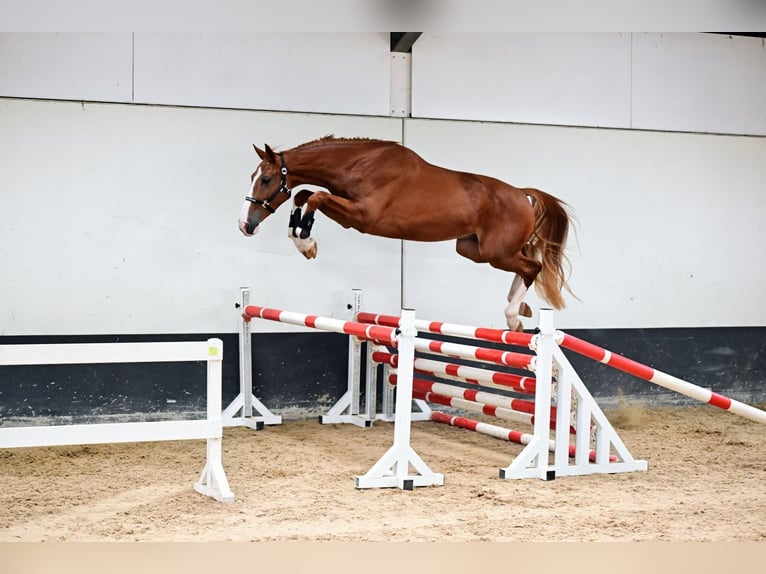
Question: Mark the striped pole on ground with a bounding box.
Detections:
[388,374,572,433]
[558,331,766,424]
[430,412,614,462]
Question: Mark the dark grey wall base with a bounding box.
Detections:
[1,327,764,426]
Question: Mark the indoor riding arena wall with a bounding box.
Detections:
[1,32,765,423]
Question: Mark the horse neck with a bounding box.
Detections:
[284,145,369,191]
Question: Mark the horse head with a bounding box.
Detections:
[238,144,292,236]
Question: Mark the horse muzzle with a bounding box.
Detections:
[239,215,261,237]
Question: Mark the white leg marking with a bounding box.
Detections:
[504,275,528,331]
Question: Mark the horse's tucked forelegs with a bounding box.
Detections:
[288,190,318,259]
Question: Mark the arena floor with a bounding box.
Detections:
[1,404,764,542]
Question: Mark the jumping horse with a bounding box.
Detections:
[238,136,573,331]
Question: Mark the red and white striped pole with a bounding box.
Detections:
[430,412,614,463]
[413,338,536,372]
[243,305,398,344]
[372,350,536,395]
[558,332,766,424]
[357,312,534,348]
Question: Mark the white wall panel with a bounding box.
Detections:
[412,33,632,128]
[0,99,402,335]
[403,119,766,329]
[0,33,133,102]
[631,33,766,136]
[133,33,390,116]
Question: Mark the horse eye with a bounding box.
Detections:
[261,176,272,185]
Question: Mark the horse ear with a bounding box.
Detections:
[253,144,267,160]
[264,144,277,163]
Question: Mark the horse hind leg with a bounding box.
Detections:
[496,254,541,332]
[505,275,534,331]
[457,236,537,331]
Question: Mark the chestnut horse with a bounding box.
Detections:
[238,136,572,331]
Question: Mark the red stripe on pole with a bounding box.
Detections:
[606,354,656,381]
[429,322,444,334]
[356,312,399,327]
[559,333,607,362]
[483,404,497,417]
[508,430,525,443]
[429,340,444,353]
[708,392,732,410]
[560,333,655,380]
[474,327,504,342]
[474,348,500,363]
[445,364,460,377]
[305,315,318,328]
[260,307,282,321]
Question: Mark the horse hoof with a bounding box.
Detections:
[519,302,533,318]
[303,241,318,260]
[505,315,524,332]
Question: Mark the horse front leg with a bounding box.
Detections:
[305,192,369,232]
[288,190,318,259]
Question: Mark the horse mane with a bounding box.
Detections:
[291,135,397,151]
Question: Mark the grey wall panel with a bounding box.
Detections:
[402,118,766,329]
[133,33,391,115]
[0,99,402,335]
[412,33,632,128]
[631,33,766,136]
[0,33,133,102]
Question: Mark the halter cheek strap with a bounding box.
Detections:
[245,153,290,214]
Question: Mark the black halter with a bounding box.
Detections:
[245,153,290,214]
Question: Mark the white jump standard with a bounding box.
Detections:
[239,300,444,490]
[0,339,234,503]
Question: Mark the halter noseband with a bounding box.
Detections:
[245,153,290,214]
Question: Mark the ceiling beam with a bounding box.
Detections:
[391,32,422,53]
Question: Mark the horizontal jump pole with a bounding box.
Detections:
[414,388,535,428]
[430,412,615,463]
[413,338,536,372]
[371,350,536,395]
[558,331,766,424]
[357,312,534,348]
[0,341,217,366]
[243,305,398,344]
[389,374,570,432]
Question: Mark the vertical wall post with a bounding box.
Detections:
[240,287,253,423]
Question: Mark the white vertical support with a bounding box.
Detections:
[320,289,371,428]
[355,309,444,489]
[364,342,379,421]
[553,352,573,471]
[348,289,363,417]
[241,287,253,422]
[378,363,396,422]
[549,345,648,477]
[194,338,236,503]
[222,287,282,428]
[500,308,556,480]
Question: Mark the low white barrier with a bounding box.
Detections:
[0,339,234,502]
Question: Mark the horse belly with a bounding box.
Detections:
[368,208,474,242]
